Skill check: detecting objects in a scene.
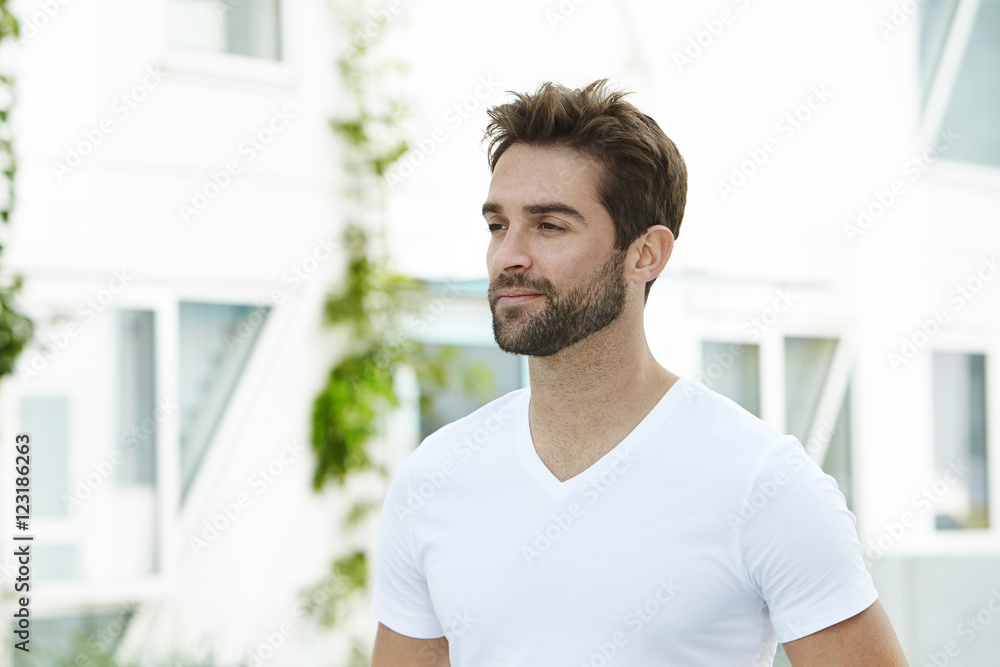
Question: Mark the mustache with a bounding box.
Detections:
[488,274,555,299]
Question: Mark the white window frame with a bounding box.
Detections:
[920,328,1000,552]
[155,0,298,88]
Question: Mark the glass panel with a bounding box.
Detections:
[168,0,282,60]
[227,0,282,59]
[19,397,71,518]
[12,610,132,667]
[179,302,269,499]
[784,337,853,506]
[32,543,78,582]
[823,386,855,511]
[701,341,760,417]
[784,337,838,444]
[773,644,792,667]
[938,0,1000,167]
[932,352,989,529]
[117,311,157,486]
[420,345,520,441]
[919,0,960,108]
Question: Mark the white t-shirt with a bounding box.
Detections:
[371,377,877,666]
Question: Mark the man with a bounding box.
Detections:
[370,80,907,666]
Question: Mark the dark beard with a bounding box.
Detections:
[488,248,628,357]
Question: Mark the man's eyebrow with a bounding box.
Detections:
[524,203,586,223]
[482,202,502,217]
[481,202,587,223]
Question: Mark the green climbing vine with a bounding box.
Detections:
[305,1,491,663]
[0,1,33,380]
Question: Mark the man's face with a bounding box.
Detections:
[482,144,629,357]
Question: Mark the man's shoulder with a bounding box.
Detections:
[408,387,526,466]
[665,377,807,479]
[674,377,785,443]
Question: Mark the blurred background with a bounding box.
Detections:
[0,0,998,665]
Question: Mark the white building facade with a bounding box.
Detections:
[0,0,998,665]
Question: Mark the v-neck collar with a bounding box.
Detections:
[516,376,690,500]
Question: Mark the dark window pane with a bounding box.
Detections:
[420,345,520,441]
[784,337,838,444]
[932,352,989,529]
[823,386,855,511]
[117,311,157,486]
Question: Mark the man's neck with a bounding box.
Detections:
[524,316,678,479]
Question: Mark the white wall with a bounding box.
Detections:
[1,0,998,664]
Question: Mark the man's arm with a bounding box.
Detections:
[782,600,908,666]
[371,622,450,667]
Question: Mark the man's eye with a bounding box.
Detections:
[540,222,562,231]
[487,223,505,233]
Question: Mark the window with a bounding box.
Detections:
[15,307,164,586]
[932,352,989,529]
[179,302,270,498]
[923,0,1000,167]
[10,294,274,650]
[167,0,282,60]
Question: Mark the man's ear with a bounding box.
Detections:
[629,225,674,287]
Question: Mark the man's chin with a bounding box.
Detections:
[494,336,568,358]
[492,322,571,358]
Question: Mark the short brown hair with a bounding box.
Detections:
[484,79,687,301]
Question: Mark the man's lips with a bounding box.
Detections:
[496,291,544,304]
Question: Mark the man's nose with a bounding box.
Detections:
[490,223,532,273]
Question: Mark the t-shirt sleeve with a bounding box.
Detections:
[370,459,445,639]
[738,437,878,643]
